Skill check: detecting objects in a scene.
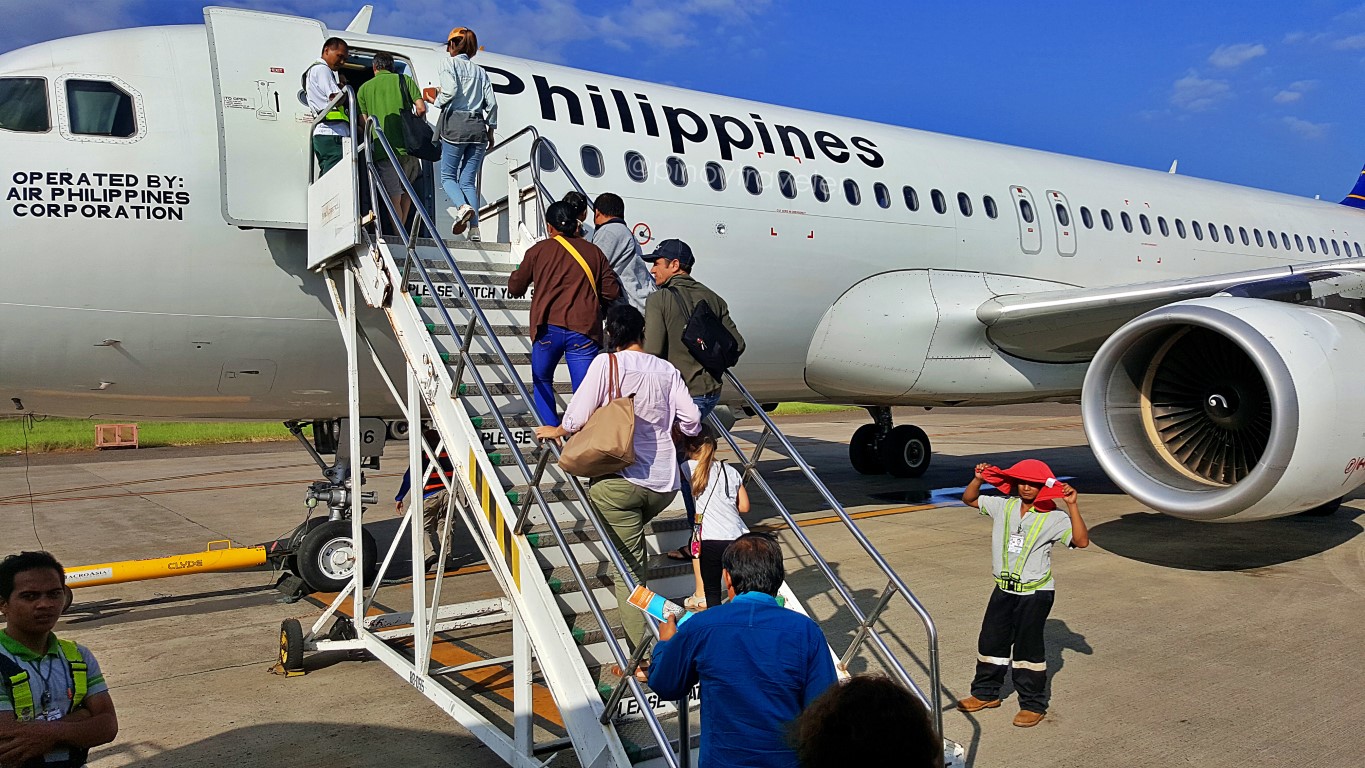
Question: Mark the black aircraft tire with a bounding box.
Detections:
[279,618,304,672]
[296,520,377,593]
[850,424,885,475]
[880,425,932,478]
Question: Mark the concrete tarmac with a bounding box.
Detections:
[1,405,1361,767]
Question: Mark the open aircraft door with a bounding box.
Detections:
[1010,186,1043,255]
[1046,189,1077,256]
[205,7,326,229]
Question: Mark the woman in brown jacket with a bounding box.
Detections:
[508,201,621,426]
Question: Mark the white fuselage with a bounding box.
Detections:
[2,20,1363,420]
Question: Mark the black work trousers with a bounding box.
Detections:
[970,586,1055,713]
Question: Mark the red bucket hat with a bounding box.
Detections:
[981,459,1065,507]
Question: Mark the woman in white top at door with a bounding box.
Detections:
[680,425,750,611]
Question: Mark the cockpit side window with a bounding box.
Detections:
[65,79,137,137]
[0,77,50,133]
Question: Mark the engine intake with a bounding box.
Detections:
[1083,297,1365,521]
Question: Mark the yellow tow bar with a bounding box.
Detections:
[64,541,268,589]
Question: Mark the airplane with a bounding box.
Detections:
[3,5,1365,526]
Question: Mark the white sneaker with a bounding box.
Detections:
[449,204,473,236]
[468,226,481,242]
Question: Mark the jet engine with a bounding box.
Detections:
[1082,296,1365,521]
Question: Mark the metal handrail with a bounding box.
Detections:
[355,120,681,768]
[713,372,944,740]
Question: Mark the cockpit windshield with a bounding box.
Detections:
[0,77,50,132]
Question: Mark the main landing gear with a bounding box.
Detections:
[849,406,932,478]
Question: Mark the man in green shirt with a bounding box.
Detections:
[357,51,426,227]
[0,551,117,766]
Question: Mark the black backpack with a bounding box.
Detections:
[670,288,741,377]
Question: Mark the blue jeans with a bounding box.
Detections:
[532,326,600,427]
[440,141,486,211]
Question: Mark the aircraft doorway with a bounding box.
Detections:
[1011,186,1042,255]
[1047,189,1077,257]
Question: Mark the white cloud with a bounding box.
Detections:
[1333,32,1365,49]
[1282,116,1329,139]
[1273,90,1302,104]
[1170,71,1231,111]
[1208,42,1267,69]
[1273,79,1318,105]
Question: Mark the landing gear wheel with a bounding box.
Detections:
[387,419,410,441]
[1300,497,1343,517]
[850,424,885,475]
[880,425,931,478]
[279,618,304,673]
[283,516,329,576]
[296,519,378,593]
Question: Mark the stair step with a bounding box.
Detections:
[457,380,571,397]
[427,322,524,338]
[524,514,691,548]
[415,294,532,312]
[541,558,695,596]
[505,483,577,507]
[449,352,534,367]
[407,237,514,254]
[564,606,627,646]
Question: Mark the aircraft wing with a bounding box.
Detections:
[977,257,1365,363]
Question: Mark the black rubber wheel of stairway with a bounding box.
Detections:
[849,424,885,475]
[279,618,304,672]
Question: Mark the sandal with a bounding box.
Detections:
[611,662,650,683]
[665,546,695,561]
[683,594,707,612]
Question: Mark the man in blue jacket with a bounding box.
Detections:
[648,533,837,767]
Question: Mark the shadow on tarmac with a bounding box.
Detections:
[1088,508,1364,570]
[91,723,484,767]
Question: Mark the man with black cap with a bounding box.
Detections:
[642,239,745,421]
[958,459,1089,728]
[508,202,620,426]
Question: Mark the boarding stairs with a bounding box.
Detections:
[293,89,959,768]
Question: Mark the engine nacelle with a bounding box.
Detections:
[1083,297,1365,521]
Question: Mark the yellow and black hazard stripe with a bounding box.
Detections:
[468,448,521,590]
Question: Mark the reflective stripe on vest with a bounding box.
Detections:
[424,449,454,494]
[303,62,349,123]
[0,638,86,720]
[995,498,1052,593]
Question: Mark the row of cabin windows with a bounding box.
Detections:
[1072,204,1363,258]
[0,77,137,137]
[579,145,1001,218]
[576,144,1362,257]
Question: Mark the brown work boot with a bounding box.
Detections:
[1013,709,1045,727]
[956,695,1001,712]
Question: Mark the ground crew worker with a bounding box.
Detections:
[0,551,117,767]
[956,459,1088,727]
[306,37,350,177]
[394,430,456,572]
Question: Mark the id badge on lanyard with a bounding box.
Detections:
[1007,533,1026,554]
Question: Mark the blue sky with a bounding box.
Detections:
[4,1,1365,199]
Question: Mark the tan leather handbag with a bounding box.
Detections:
[558,353,635,477]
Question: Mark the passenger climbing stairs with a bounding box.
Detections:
[286,97,960,767]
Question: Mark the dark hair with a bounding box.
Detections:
[562,191,589,219]
[372,51,395,72]
[0,551,65,601]
[322,37,349,54]
[604,304,645,351]
[594,192,625,219]
[792,675,940,768]
[545,201,580,237]
[721,533,784,596]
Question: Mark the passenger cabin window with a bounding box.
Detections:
[580,145,604,178]
[1055,203,1069,227]
[1223,224,1234,243]
[1333,239,1342,256]
[1121,212,1133,233]
[0,77,50,132]
[1308,236,1317,253]
[706,162,725,191]
[625,151,648,182]
[959,192,973,217]
[1080,206,1093,228]
[1239,227,1249,246]
[779,170,797,199]
[1268,230,1278,249]
[743,166,762,195]
[1319,236,1329,254]
[874,182,891,209]
[66,79,136,137]
[1139,214,1151,235]
[1192,221,1203,240]
[1158,217,1169,237]
[933,189,947,214]
[1254,229,1264,247]
[1175,219,1187,238]
[984,195,998,219]
[1355,242,1362,258]
[1294,234,1304,251]
[1101,209,1113,230]
[666,156,688,187]
[844,179,861,205]
[1018,198,1034,223]
[813,174,830,202]
[1209,223,1219,242]
[903,186,920,211]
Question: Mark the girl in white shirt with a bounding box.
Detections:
[681,425,750,610]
